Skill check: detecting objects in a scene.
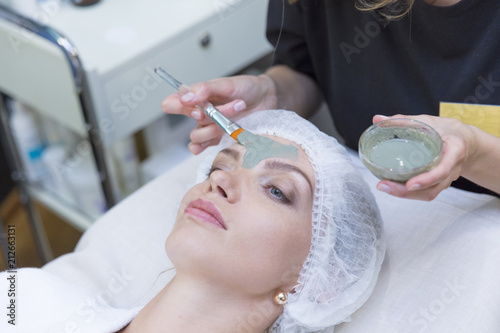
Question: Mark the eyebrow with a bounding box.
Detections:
[219,148,241,161]
[264,160,314,194]
[218,147,314,193]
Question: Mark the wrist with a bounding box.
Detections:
[461,124,482,175]
[258,73,279,110]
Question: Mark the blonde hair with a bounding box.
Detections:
[356,0,414,20]
[287,0,414,20]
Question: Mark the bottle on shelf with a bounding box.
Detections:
[111,136,141,198]
[65,143,106,220]
[8,99,47,184]
[39,115,78,206]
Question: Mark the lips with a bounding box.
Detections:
[185,199,227,230]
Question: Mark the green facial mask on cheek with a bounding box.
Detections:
[236,131,298,169]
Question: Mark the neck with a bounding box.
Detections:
[121,274,282,333]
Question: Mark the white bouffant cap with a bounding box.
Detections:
[196,109,385,332]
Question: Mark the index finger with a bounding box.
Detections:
[161,91,197,117]
[185,79,239,106]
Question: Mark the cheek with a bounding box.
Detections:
[231,212,312,287]
[266,213,311,282]
[165,184,213,265]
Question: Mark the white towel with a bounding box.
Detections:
[0,268,141,333]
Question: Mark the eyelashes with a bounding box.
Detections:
[206,162,229,178]
[206,164,295,206]
[206,166,220,178]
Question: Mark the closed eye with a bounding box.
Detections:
[206,166,221,178]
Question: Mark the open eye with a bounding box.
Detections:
[270,186,284,199]
[267,185,291,205]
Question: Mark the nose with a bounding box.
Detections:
[209,169,240,203]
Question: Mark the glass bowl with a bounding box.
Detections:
[358,118,443,183]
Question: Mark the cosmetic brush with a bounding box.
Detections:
[154,66,247,142]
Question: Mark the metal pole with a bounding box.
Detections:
[0,94,54,263]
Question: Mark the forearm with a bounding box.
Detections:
[264,65,322,118]
[462,126,500,195]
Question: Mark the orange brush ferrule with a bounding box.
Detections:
[230,128,245,140]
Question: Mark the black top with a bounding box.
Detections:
[266,0,500,196]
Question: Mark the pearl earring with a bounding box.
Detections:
[274,291,288,305]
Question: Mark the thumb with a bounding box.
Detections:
[372,114,389,124]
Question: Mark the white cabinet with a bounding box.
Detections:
[47,0,272,145]
[0,0,272,233]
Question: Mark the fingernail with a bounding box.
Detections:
[191,110,202,120]
[376,115,389,119]
[181,92,195,102]
[200,141,210,148]
[377,184,392,194]
[234,101,246,112]
[408,184,421,191]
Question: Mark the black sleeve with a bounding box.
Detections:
[266,0,317,81]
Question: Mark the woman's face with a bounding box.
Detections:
[166,136,314,296]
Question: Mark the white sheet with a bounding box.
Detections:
[337,151,500,333]
[2,146,500,332]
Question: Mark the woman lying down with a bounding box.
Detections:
[1,110,385,333]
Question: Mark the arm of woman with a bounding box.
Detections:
[373,114,500,200]
[265,64,322,119]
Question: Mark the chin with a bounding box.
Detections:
[164,223,215,273]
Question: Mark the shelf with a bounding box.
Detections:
[28,185,95,232]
